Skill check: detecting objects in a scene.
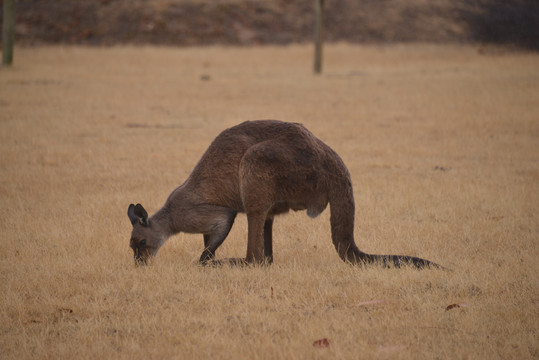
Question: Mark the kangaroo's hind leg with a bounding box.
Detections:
[264,217,274,264]
[239,152,278,264]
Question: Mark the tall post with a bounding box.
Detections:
[2,0,15,66]
[314,0,324,74]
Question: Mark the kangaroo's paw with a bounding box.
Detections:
[222,257,249,266]
[199,258,249,267]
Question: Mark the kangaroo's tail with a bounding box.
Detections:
[360,252,444,269]
[326,154,445,270]
[328,178,445,270]
[338,241,445,269]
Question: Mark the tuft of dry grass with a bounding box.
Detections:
[0,44,537,359]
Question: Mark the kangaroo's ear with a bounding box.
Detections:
[127,203,149,226]
[134,203,149,226]
[128,204,137,225]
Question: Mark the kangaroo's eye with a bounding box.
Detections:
[140,240,146,247]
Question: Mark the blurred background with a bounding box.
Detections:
[2,0,539,50]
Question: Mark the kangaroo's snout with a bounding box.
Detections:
[134,256,149,266]
[132,246,154,266]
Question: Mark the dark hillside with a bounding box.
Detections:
[2,0,538,49]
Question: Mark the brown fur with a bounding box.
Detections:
[128,120,442,269]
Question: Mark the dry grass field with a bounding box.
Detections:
[0,44,538,359]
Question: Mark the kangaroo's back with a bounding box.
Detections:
[184,120,343,211]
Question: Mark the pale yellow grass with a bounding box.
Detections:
[0,44,537,359]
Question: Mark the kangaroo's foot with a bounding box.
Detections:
[199,257,249,267]
[200,257,276,267]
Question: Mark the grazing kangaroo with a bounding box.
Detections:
[128,120,442,269]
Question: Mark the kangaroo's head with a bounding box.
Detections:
[127,203,164,265]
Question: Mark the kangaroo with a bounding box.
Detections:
[127,120,442,269]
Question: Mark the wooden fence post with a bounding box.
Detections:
[314,0,324,74]
[2,0,16,66]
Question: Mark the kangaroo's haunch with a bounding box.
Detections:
[127,120,442,269]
